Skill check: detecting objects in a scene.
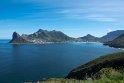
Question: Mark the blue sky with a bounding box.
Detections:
[0,0,124,39]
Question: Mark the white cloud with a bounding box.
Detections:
[85,14,116,22]
[10,0,124,23]
[58,0,124,23]
[107,28,113,32]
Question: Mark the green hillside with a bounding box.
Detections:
[67,52,124,79]
[27,52,124,83]
[27,68,124,83]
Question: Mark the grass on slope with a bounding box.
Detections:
[73,52,124,72]
[27,68,124,83]
[27,52,124,83]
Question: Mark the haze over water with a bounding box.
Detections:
[0,40,122,83]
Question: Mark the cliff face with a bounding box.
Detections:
[9,32,29,44]
[66,52,124,80]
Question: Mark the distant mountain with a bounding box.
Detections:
[79,34,99,42]
[9,29,74,44]
[78,30,124,42]
[104,34,124,48]
[100,30,124,42]
[9,29,124,44]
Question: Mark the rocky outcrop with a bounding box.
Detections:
[9,32,29,44]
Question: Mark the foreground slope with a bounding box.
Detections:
[66,52,124,79]
[27,52,124,83]
[28,69,124,83]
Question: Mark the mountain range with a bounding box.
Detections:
[9,29,124,44]
[78,30,124,42]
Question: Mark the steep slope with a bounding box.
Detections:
[27,52,124,83]
[100,30,124,42]
[66,52,124,79]
[28,68,124,83]
[79,34,99,42]
[104,34,124,48]
[9,32,30,44]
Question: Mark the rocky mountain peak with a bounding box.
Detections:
[37,29,46,33]
[9,32,29,43]
[83,34,96,39]
[12,32,20,39]
[86,34,94,37]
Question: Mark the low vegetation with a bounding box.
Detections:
[27,68,124,83]
[27,52,124,83]
[67,52,124,79]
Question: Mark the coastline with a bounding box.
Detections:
[9,41,103,44]
[8,41,124,51]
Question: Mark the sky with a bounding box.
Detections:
[0,0,124,39]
